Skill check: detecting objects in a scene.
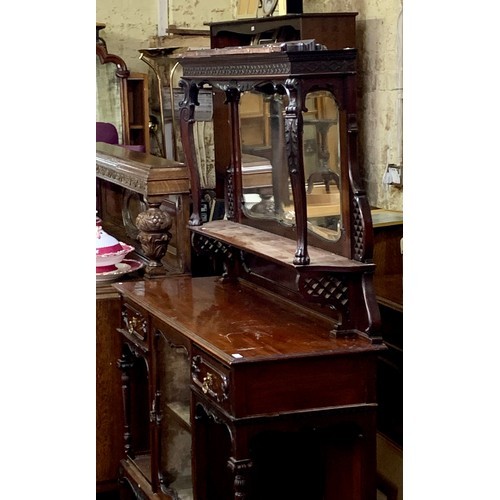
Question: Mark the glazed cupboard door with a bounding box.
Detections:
[153,320,193,499]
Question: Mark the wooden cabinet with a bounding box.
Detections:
[115,276,384,500]
[372,211,403,448]
[96,284,125,494]
[208,13,357,50]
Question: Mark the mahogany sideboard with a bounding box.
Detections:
[114,275,385,499]
[113,35,387,498]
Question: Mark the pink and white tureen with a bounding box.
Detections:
[96,216,134,272]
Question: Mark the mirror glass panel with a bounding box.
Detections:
[96,55,124,141]
[240,90,294,226]
[304,90,341,241]
[240,89,341,241]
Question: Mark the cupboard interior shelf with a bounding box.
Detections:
[165,401,191,431]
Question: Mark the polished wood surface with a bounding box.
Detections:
[190,220,373,271]
[114,276,383,363]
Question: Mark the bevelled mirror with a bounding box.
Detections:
[240,89,341,242]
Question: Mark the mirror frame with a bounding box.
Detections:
[96,39,131,145]
[178,43,375,264]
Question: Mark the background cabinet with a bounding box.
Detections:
[126,72,151,152]
[96,285,125,494]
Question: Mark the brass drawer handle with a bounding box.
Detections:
[201,373,214,395]
[127,316,140,334]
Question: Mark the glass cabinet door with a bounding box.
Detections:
[155,327,193,499]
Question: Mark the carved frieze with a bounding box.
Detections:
[96,163,147,193]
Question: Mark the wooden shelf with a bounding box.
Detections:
[165,401,191,431]
[190,220,373,272]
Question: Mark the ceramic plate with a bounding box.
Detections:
[96,259,143,283]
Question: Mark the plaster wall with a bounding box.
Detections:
[96,0,403,210]
[306,0,403,211]
[97,0,158,73]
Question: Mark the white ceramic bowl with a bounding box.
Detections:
[96,220,134,270]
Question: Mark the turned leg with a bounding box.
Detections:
[227,457,253,500]
[117,349,134,458]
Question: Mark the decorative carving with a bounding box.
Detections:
[194,400,226,426]
[192,233,235,263]
[226,167,235,220]
[284,78,309,265]
[121,191,147,240]
[352,197,365,261]
[125,313,147,340]
[180,57,355,80]
[192,232,237,281]
[179,78,203,226]
[179,44,382,341]
[298,272,349,312]
[136,204,172,277]
[117,350,135,458]
[96,42,129,78]
[192,354,230,403]
[96,164,147,192]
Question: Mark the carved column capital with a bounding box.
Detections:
[135,203,172,277]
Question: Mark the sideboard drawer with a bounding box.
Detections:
[121,301,150,352]
[191,348,230,410]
